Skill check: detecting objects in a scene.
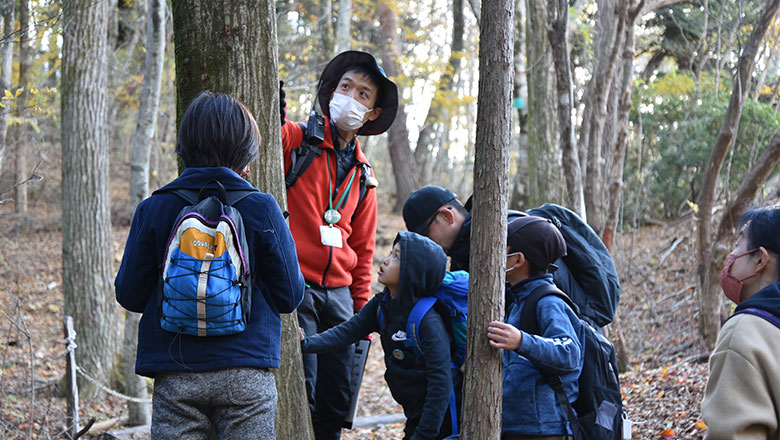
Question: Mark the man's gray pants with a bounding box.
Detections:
[151,367,276,439]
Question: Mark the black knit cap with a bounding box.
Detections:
[317,50,399,135]
[507,216,567,272]
[403,185,457,234]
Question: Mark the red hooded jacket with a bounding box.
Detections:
[281,117,377,311]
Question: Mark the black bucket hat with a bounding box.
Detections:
[317,50,399,136]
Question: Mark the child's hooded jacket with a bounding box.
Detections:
[502,274,585,437]
[302,232,453,440]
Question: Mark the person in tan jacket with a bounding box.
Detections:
[702,206,780,440]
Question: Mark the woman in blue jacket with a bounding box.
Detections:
[115,91,305,439]
[301,232,460,440]
[488,216,585,440]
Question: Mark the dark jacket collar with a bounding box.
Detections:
[736,281,780,317]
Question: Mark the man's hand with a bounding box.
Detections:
[279,80,287,126]
[487,321,523,351]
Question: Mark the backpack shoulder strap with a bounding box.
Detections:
[226,189,260,206]
[405,296,437,360]
[167,189,198,205]
[285,139,323,189]
[518,284,578,335]
[733,307,780,330]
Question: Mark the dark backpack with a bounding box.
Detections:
[526,204,621,327]
[377,270,469,437]
[157,181,258,336]
[285,122,375,208]
[519,284,624,440]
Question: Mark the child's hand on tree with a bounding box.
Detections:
[299,327,305,341]
[487,321,523,351]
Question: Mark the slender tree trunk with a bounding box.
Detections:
[61,0,115,396]
[583,0,625,232]
[172,1,314,438]
[123,0,166,425]
[320,0,334,57]
[461,0,513,437]
[695,0,780,350]
[335,0,351,53]
[603,3,641,252]
[15,0,31,213]
[753,26,780,100]
[0,0,14,181]
[525,0,561,208]
[547,0,585,219]
[377,0,418,208]
[509,0,528,210]
[414,0,464,186]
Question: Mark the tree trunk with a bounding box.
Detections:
[61,0,116,396]
[547,0,586,219]
[320,0,334,58]
[524,0,561,209]
[753,26,780,100]
[583,0,625,232]
[0,0,14,181]
[123,0,166,425]
[335,0,352,53]
[377,0,418,209]
[695,0,780,350]
[414,0,465,186]
[171,1,314,437]
[461,0,513,437]
[603,3,641,252]
[15,0,31,213]
[509,0,528,210]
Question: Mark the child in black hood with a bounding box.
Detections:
[301,232,457,440]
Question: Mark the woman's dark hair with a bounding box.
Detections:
[340,65,384,107]
[739,206,780,279]
[176,91,260,170]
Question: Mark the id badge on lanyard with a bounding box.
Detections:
[320,225,343,248]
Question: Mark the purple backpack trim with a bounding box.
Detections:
[733,307,780,330]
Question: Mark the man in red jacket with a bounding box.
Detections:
[280,51,398,440]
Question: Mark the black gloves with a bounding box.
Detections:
[279,80,287,127]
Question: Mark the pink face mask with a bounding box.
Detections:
[720,248,760,304]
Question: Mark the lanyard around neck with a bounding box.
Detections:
[325,152,357,225]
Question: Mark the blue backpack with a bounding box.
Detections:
[157,181,257,336]
[378,270,469,437]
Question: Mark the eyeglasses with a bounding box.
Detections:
[420,212,439,236]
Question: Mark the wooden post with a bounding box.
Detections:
[64,315,79,440]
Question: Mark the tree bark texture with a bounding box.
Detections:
[583,0,625,232]
[0,0,14,181]
[695,0,780,350]
[603,2,641,252]
[461,0,513,437]
[319,0,334,58]
[547,0,585,219]
[15,0,31,213]
[123,0,166,425]
[172,1,314,438]
[414,0,465,187]
[524,0,563,209]
[335,0,352,53]
[377,0,418,209]
[509,0,528,210]
[61,0,116,396]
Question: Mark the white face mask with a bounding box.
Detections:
[329,93,372,132]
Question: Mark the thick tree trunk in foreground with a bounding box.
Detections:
[696,0,780,350]
[377,0,418,208]
[61,0,116,396]
[172,1,313,437]
[461,0,513,438]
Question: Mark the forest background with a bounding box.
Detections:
[2,0,780,438]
